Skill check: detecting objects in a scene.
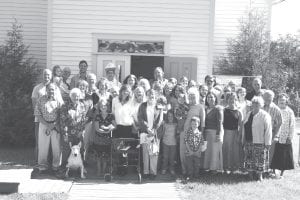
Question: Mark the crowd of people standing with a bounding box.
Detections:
[31,60,296,181]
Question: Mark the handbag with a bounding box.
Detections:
[148,132,160,156]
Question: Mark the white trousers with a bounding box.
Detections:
[38,123,61,170]
[142,143,159,175]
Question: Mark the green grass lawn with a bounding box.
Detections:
[177,169,300,200]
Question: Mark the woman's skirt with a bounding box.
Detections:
[113,125,135,138]
[270,143,294,170]
[244,143,269,172]
[203,129,223,171]
[223,129,240,170]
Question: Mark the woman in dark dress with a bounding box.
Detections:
[270,93,295,178]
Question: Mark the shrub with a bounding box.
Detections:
[0,20,39,146]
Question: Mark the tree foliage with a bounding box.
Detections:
[0,20,39,146]
[214,10,300,96]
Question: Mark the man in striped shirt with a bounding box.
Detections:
[263,90,283,169]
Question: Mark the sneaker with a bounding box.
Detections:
[161,170,167,175]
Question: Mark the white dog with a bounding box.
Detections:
[65,142,86,179]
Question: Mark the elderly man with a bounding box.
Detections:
[31,69,63,163]
[263,90,282,167]
[105,62,121,91]
[245,77,263,101]
[70,60,89,89]
[33,83,63,176]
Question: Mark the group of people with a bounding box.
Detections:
[31,60,296,181]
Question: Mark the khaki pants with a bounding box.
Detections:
[142,143,159,175]
[34,122,39,164]
[38,123,61,170]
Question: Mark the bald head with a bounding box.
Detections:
[43,69,52,84]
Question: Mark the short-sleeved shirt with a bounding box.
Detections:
[185,128,203,153]
[223,108,239,130]
[34,95,62,122]
[162,123,177,146]
[32,83,63,122]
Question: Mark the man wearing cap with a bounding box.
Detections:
[105,62,122,91]
[70,60,89,89]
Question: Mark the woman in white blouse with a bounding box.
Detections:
[270,93,295,178]
[112,84,135,138]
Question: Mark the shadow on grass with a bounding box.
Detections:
[0,148,35,169]
[185,172,250,185]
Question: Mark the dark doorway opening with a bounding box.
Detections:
[131,56,164,80]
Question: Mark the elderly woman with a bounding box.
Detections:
[138,78,151,93]
[60,88,88,168]
[244,96,272,181]
[181,87,205,176]
[34,83,63,175]
[138,89,164,179]
[203,92,224,174]
[270,93,295,178]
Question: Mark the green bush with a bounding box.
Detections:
[0,21,39,146]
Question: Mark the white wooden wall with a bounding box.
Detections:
[0,0,48,68]
[213,0,271,66]
[49,0,214,82]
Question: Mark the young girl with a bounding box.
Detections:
[161,110,178,175]
[185,116,206,179]
[92,98,115,176]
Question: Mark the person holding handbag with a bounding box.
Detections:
[138,89,164,180]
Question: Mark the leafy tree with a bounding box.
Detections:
[214,10,300,96]
[0,20,39,146]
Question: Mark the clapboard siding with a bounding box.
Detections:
[0,0,47,68]
[213,0,271,60]
[49,0,213,81]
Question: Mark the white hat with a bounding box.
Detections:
[105,62,116,72]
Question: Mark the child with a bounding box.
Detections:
[92,98,115,176]
[161,110,178,175]
[185,116,206,179]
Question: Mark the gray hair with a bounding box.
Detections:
[187,87,200,104]
[251,96,264,107]
[69,88,82,99]
[263,89,275,98]
[43,69,52,76]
